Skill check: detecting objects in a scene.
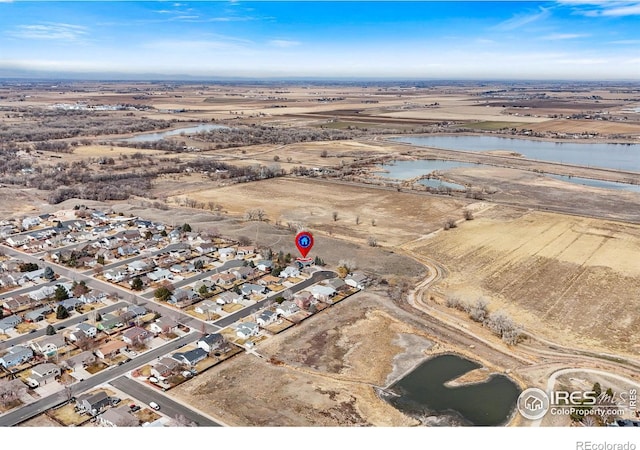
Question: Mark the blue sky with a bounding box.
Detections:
[0,1,638,80]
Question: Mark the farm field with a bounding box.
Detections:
[411,207,640,354]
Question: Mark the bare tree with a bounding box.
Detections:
[355,215,360,225]
[367,236,378,247]
[467,298,489,323]
[332,211,338,222]
[0,380,24,408]
[463,209,474,220]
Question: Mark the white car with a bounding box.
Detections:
[149,401,160,410]
[128,350,137,356]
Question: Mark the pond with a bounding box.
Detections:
[117,123,227,143]
[549,174,640,193]
[385,354,521,426]
[392,135,640,172]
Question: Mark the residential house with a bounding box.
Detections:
[217,247,236,260]
[256,260,273,272]
[240,283,267,297]
[232,266,256,280]
[6,235,31,247]
[194,242,217,255]
[22,269,46,283]
[127,260,151,273]
[0,315,23,334]
[0,346,33,368]
[58,297,83,312]
[22,216,41,230]
[149,317,178,335]
[325,278,347,292]
[127,305,147,318]
[117,245,139,257]
[103,269,127,283]
[0,274,16,289]
[293,292,315,310]
[235,322,259,339]
[210,272,236,287]
[258,275,281,287]
[122,230,142,241]
[147,268,173,282]
[257,310,278,327]
[171,347,208,367]
[197,333,226,353]
[94,340,127,359]
[309,285,337,302]
[279,265,300,279]
[150,357,182,380]
[31,334,66,359]
[76,391,112,416]
[276,301,300,317]
[193,279,214,293]
[24,306,52,322]
[76,322,98,338]
[97,313,122,331]
[31,363,61,385]
[79,292,106,304]
[62,350,96,370]
[236,246,255,258]
[98,405,138,427]
[122,326,152,346]
[168,288,197,307]
[345,272,369,290]
[2,295,33,313]
[194,300,221,315]
[168,228,182,241]
[135,219,153,229]
[215,291,242,305]
[169,264,185,274]
[68,329,88,343]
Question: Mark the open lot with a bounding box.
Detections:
[168,177,469,248]
[412,207,640,355]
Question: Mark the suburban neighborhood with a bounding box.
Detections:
[0,206,366,427]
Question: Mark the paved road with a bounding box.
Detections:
[213,270,335,328]
[0,244,338,426]
[110,376,221,427]
[0,332,198,426]
[0,301,128,351]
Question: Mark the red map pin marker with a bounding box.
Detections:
[295,231,314,259]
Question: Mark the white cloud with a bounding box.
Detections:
[493,7,551,31]
[540,33,589,40]
[558,1,640,17]
[6,23,88,41]
[268,39,301,48]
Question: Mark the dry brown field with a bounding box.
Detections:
[167,176,469,248]
[410,207,640,355]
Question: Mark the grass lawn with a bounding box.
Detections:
[46,403,89,427]
[222,303,243,313]
[264,319,295,334]
[85,361,108,374]
[15,322,37,334]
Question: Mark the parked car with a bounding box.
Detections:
[149,401,160,410]
[130,404,141,412]
[148,376,159,383]
[110,397,121,405]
